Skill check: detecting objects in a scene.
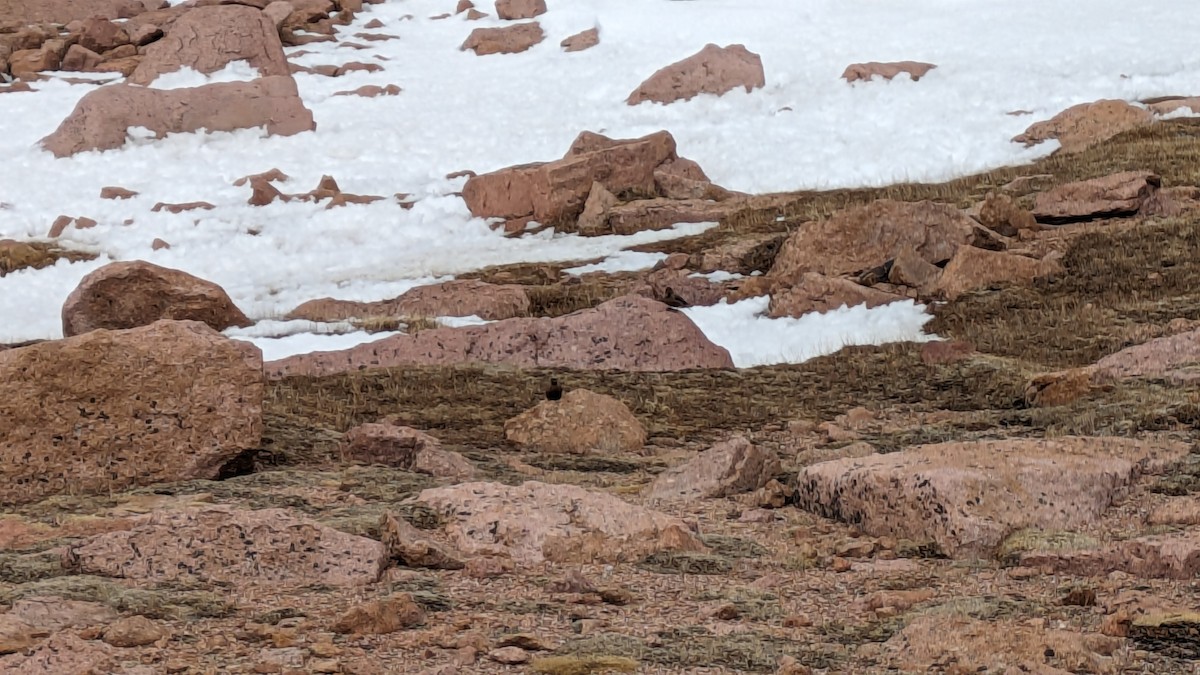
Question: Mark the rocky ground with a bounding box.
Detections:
[3,2,1200,675]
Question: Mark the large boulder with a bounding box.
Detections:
[288,280,530,322]
[645,436,781,501]
[768,200,976,282]
[794,437,1189,558]
[61,260,252,337]
[494,0,545,20]
[0,321,263,506]
[504,389,646,454]
[129,5,291,86]
[627,43,765,106]
[40,76,315,157]
[462,130,678,228]
[1031,171,1161,224]
[416,481,707,564]
[265,295,734,378]
[1013,99,1153,154]
[63,506,386,587]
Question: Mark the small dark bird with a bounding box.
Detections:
[661,286,691,309]
[545,377,563,401]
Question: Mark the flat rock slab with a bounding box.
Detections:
[0,320,262,507]
[64,505,386,588]
[645,436,780,501]
[1020,530,1200,580]
[504,389,646,455]
[266,295,733,378]
[794,437,1189,558]
[416,480,706,564]
[1092,326,1200,383]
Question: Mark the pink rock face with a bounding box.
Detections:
[1031,171,1161,223]
[841,61,936,83]
[129,5,290,85]
[627,43,765,106]
[767,273,903,318]
[61,44,103,72]
[63,506,387,587]
[462,130,677,227]
[341,423,475,479]
[930,246,1062,300]
[560,27,598,52]
[794,437,1189,558]
[645,436,781,501]
[603,198,735,236]
[494,0,545,20]
[1013,99,1153,154]
[76,17,130,53]
[61,260,252,336]
[265,295,734,378]
[503,389,646,455]
[0,321,264,506]
[769,200,976,281]
[1147,96,1200,116]
[417,480,706,564]
[460,22,544,56]
[288,279,531,322]
[1091,326,1200,384]
[40,76,315,157]
[977,191,1038,237]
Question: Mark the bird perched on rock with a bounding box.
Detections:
[660,286,691,309]
[545,377,563,401]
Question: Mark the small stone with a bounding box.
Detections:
[831,556,852,572]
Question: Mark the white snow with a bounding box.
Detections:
[2,0,1197,362]
[563,250,670,276]
[690,270,746,282]
[232,330,402,363]
[682,297,938,368]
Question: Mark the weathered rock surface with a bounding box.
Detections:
[602,198,734,236]
[102,615,167,647]
[340,424,475,479]
[930,246,1062,300]
[841,61,936,83]
[288,280,530,322]
[882,613,1119,674]
[0,321,262,506]
[130,5,290,85]
[794,437,1189,558]
[40,76,315,157]
[63,506,386,587]
[417,481,707,564]
[1091,326,1200,383]
[504,389,646,454]
[767,273,903,318]
[462,130,677,227]
[460,22,543,55]
[768,200,976,281]
[61,260,251,336]
[265,295,734,377]
[627,43,765,105]
[645,436,780,501]
[1014,99,1154,154]
[1032,171,1161,223]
